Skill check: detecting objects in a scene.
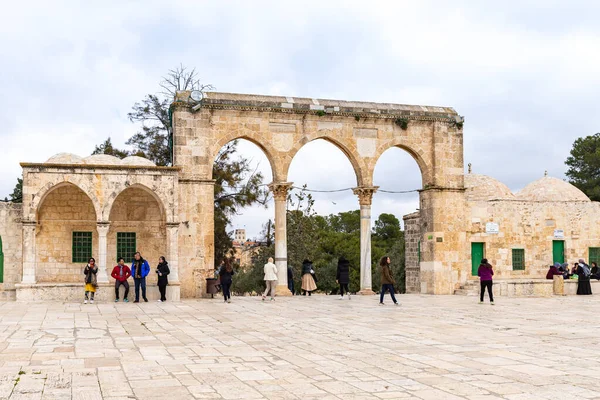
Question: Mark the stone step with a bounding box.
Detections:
[454,288,478,296]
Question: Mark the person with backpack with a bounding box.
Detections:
[478,259,494,304]
[336,257,351,300]
[577,258,593,295]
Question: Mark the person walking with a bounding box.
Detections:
[336,257,351,300]
[156,256,170,302]
[83,258,98,304]
[219,258,235,303]
[478,258,494,304]
[577,258,593,295]
[379,256,399,305]
[301,259,317,296]
[263,257,278,301]
[111,257,131,302]
[287,265,295,295]
[131,252,150,303]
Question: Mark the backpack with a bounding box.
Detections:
[580,263,591,278]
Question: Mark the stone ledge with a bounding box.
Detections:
[21,163,181,172]
[15,282,181,302]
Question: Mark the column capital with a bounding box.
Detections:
[166,222,180,229]
[352,186,379,206]
[268,182,293,201]
[96,222,110,235]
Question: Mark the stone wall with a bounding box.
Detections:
[37,184,97,283]
[466,200,600,283]
[403,212,420,294]
[107,187,166,286]
[0,202,23,294]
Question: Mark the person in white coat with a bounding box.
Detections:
[263,257,278,301]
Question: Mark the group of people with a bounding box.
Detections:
[82,251,171,304]
[217,255,400,305]
[546,259,598,295]
[478,257,599,303]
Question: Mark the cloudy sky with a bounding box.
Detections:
[2,1,599,238]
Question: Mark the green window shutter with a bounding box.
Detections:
[512,249,525,271]
[117,233,136,263]
[589,247,600,266]
[72,232,92,263]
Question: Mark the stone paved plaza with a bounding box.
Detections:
[0,294,599,400]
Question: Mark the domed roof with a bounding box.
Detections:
[516,176,590,202]
[82,154,121,165]
[464,174,515,201]
[45,153,84,164]
[121,156,156,166]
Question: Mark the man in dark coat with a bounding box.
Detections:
[287,266,294,295]
[336,257,351,300]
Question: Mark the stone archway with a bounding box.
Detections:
[172,92,465,295]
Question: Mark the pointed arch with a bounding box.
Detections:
[104,183,167,223]
[211,134,279,181]
[34,181,100,222]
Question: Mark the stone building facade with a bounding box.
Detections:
[404,171,600,295]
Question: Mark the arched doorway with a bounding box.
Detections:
[108,186,166,288]
[36,183,97,283]
[372,146,423,294]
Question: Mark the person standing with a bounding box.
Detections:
[111,257,131,302]
[131,252,150,303]
[156,256,170,302]
[219,258,234,303]
[478,258,494,304]
[379,256,399,306]
[301,259,317,296]
[336,257,351,300]
[287,265,295,295]
[83,258,98,304]
[577,258,593,295]
[263,257,278,301]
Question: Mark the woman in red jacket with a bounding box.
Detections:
[478,258,494,305]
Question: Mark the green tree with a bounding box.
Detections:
[92,137,133,159]
[92,65,267,266]
[4,177,23,203]
[565,133,600,201]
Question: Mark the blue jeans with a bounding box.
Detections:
[380,284,397,304]
[134,277,147,301]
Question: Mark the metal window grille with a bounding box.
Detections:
[512,249,525,271]
[589,247,600,266]
[72,232,92,263]
[117,232,136,262]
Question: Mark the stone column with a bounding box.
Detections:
[268,182,293,296]
[21,221,37,284]
[96,223,110,283]
[166,222,180,282]
[353,187,379,295]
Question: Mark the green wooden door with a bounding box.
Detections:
[552,240,564,264]
[471,242,484,276]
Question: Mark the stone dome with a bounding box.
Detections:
[464,174,515,201]
[45,153,84,164]
[516,176,590,202]
[121,156,156,166]
[82,154,122,165]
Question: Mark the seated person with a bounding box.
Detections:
[546,263,563,279]
[591,262,600,280]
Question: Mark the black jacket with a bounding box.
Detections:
[219,266,235,285]
[301,261,313,275]
[336,258,350,284]
[156,262,170,286]
[287,266,293,281]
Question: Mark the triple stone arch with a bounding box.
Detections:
[174,91,466,295]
